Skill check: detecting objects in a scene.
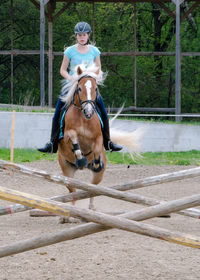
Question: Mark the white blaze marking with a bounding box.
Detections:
[85,80,92,100]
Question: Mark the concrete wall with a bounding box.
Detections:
[0,112,52,150]
[112,119,200,152]
[0,111,200,152]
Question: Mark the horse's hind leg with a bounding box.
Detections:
[59,154,77,203]
[88,138,106,210]
[89,167,105,210]
[89,135,104,172]
[58,154,79,223]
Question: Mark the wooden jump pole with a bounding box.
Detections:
[1,185,200,220]
[1,160,200,219]
[2,160,200,201]
[1,188,200,258]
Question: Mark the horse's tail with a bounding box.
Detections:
[108,106,146,156]
[110,126,145,155]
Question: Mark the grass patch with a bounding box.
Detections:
[0,148,200,166]
[0,148,57,163]
[107,150,200,166]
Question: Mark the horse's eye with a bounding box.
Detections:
[95,87,98,93]
[78,87,81,91]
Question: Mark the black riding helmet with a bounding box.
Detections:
[74,22,91,34]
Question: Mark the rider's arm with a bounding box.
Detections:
[60,55,72,80]
[94,55,101,75]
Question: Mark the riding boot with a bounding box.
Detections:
[37,120,59,153]
[102,117,123,152]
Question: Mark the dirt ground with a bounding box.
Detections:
[0,160,200,280]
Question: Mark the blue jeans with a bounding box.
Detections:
[53,94,108,123]
[53,98,65,122]
[96,94,108,122]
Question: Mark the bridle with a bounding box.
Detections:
[72,75,97,115]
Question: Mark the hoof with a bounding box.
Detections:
[75,157,88,169]
[89,205,96,211]
[89,160,104,173]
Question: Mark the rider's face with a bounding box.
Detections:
[76,33,89,45]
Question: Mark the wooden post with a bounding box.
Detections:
[40,0,45,107]
[173,0,184,121]
[10,111,15,163]
[92,2,95,42]
[10,0,14,104]
[1,187,200,258]
[134,3,137,107]
[47,0,55,108]
[48,20,53,108]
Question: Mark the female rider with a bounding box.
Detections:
[38,22,122,153]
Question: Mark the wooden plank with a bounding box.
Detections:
[52,2,72,21]
[56,0,195,2]
[1,187,200,258]
[158,2,176,19]
[181,1,200,22]
[56,0,191,3]
[29,0,40,10]
[108,106,175,112]
[1,50,200,57]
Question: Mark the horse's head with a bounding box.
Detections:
[75,66,98,120]
[61,63,106,109]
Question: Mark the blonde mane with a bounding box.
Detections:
[61,63,107,105]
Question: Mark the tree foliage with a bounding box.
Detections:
[0,0,199,113]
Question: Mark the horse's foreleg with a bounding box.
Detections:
[67,129,88,169]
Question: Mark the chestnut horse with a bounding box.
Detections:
[58,63,143,215]
[58,64,106,210]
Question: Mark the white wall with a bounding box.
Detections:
[0,112,200,152]
[112,119,200,152]
[0,112,52,149]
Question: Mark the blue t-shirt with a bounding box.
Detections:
[64,45,101,75]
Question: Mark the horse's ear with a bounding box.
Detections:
[77,66,82,75]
